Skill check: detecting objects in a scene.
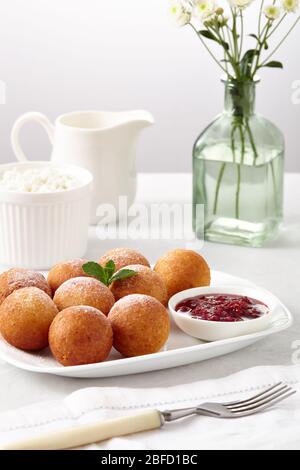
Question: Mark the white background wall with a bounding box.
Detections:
[0,0,299,172]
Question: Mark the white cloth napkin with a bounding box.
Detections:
[0,365,299,450]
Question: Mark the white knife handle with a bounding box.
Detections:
[3,410,163,450]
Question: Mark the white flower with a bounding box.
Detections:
[282,0,299,12]
[229,0,254,9]
[193,0,217,21]
[264,5,282,19]
[169,1,191,26]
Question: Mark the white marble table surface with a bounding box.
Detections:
[0,173,299,414]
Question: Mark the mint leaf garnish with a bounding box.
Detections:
[109,269,138,284]
[105,260,116,279]
[82,261,108,286]
[83,260,137,287]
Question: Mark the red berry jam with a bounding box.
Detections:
[176,294,268,322]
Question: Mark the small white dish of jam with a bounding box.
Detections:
[169,286,278,341]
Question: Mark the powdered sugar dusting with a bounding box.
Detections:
[58,277,107,292]
[9,269,47,285]
[100,248,150,271]
[0,268,51,303]
[53,277,115,313]
[115,294,164,309]
[14,287,55,308]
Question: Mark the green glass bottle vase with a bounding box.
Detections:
[193,79,284,247]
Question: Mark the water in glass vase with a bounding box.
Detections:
[193,141,284,247]
[193,79,284,247]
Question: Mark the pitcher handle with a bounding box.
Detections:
[11,112,55,162]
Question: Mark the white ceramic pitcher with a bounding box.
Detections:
[11,110,154,224]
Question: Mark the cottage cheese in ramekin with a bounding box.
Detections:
[0,167,81,193]
[0,162,93,269]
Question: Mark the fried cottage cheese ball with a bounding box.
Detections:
[0,287,58,351]
[108,294,170,358]
[154,249,211,300]
[53,277,115,315]
[99,248,150,272]
[110,265,168,306]
[49,306,113,366]
[47,258,89,293]
[0,268,52,304]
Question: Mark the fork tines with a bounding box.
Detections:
[226,382,296,416]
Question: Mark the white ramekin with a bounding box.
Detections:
[0,161,93,269]
[169,285,278,342]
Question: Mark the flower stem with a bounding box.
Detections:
[225,24,234,58]
[261,16,300,66]
[252,21,272,78]
[236,164,241,220]
[258,0,265,36]
[239,12,244,60]
[218,26,230,74]
[245,119,259,162]
[231,8,241,78]
[235,124,246,220]
[238,124,246,163]
[211,24,236,77]
[189,23,228,75]
[266,13,288,40]
[270,159,279,214]
[213,162,226,215]
[231,125,237,163]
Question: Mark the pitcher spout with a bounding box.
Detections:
[123,110,155,130]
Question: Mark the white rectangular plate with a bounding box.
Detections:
[0,271,293,378]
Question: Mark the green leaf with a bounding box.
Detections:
[198,30,229,50]
[82,262,108,286]
[109,269,138,284]
[83,260,138,287]
[241,49,258,62]
[221,40,230,51]
[263,61,283,69]
[241,49,258,78]
[105,260,116,278]
[198,30,219,43]
[249,34,259,42]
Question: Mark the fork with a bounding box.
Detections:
[2,382,296,450]
[162,382,296,421]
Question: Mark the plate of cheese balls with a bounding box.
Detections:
[0,248,292,378]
